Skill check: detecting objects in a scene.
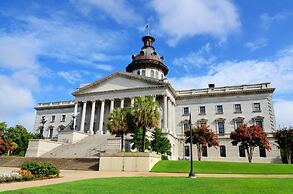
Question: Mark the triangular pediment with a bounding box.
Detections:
[73,72,165,95]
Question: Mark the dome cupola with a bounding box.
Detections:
[126,35,169,79]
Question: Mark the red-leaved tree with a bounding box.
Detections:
[273,128,293,164]
[185,124,219,161]
[230,124,271,163]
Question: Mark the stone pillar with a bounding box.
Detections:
[99,100,105,134]
[120,98,124,108]
[131,98,134,107]
[73,102,78,130]
[172,102,176,135]
[80,101,87,133]
[110,99,114,112]
[89,101,96,135]
[168,98,172,133]
[163,95,168,132]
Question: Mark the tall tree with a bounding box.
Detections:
[230,124,271,163]
[132,96,160,152]
[151,128,171,155]
[129,127,150,151]
[273,128,293,164]
[108,108,132,152]
[185,124,219,161]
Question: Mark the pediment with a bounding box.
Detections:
[74,72,165,95]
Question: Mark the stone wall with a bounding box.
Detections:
[0,157,99,170]
[25,139,64,157]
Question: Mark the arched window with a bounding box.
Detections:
[142,70,146,76]
[155,71,159,78]
[137,70,140,75]
[150,70,155,78]
[161,74,164,79]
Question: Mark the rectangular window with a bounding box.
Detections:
[51,115,55,123]
[220,145,226,157]
[239,146,246,157]
[184,146,190,157]
[61,115,66,122]
[234,104,242,113]
[218,122,225,135]
[235,120,243,129]
[255,120,263,129]
[253,103,261,112]
[259,146,266,157]
[199,106,206,115]
[202,146,208,157]
[183,107,189,116]
[183,123,189,131]
[216,105,223,114]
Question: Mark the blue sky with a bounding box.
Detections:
[0,0,293,130]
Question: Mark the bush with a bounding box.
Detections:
[16,169,33,181]
[21,161,59,177]
[0,172,22,183]
[161,155,169,160]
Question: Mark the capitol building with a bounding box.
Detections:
[27,35,281,163]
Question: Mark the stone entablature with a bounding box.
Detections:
[35,100,75,109]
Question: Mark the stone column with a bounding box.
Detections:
[131,98,134,107]
[89,101,96,135]
[99,100,105,134]
[172,102,176,135]
[120,98,124,108]
[80,101,87,133]
[168,98,172,133]
[163,95,168,132]
[73,102,78,130]
[110,99,114,112]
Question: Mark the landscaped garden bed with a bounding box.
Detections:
[0,161,59,184]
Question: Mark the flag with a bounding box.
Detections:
[146,24,149,29]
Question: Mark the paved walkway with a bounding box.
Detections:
[1,167,293,192]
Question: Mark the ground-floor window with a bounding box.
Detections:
[220,145,226,157]
[202,146,207,157]
[239,146,246,157]
[184,145,190,157]
[259,146,266,157]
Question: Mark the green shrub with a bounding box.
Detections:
[161,155,169,160]
[21,161,59,177]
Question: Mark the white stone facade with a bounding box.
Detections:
[31,35,281,163]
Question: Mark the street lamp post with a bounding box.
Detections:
[188,112,195,178]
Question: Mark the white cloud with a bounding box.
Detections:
[244,38,268,51]
[170,46,293,92]
[72,0,143,26]
[261,12,293,29]
[151,0,240,46]
[173,43,216,70]
[274,99,293,128]
[57,71,83,84]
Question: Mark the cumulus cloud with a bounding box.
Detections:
[244,38,268,51]
[274,99,293,128]
[173,43,216,70]
[72,0,143,26]
[151,0,240,46]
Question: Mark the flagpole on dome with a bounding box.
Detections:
[146,23,150,35]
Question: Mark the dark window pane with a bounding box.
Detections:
[199,106,206,114]
[259,146,266,157]
[220,145,226,157]
[218,122,225,135]
[185,146,190,157]
[239,146,246,157]
[235,104,241,113]
[202,146,208,157]
[217,105,223,113]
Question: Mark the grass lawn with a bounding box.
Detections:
[151,160,293,174]
[3,177,293,194]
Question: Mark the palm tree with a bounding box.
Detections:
[108,108,130,152]
[132,96,160,152]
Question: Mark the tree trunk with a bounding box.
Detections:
[247,146,254,163]
[7,150,10,156]
[197,143,202,161]
[141,127,146,152]
[121,133,124,152]
[287,149,292,164]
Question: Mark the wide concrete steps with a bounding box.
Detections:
[41,134,119,158]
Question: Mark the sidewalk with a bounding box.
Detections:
[1,167,293,192]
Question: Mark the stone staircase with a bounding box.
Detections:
[40,134,121,158]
